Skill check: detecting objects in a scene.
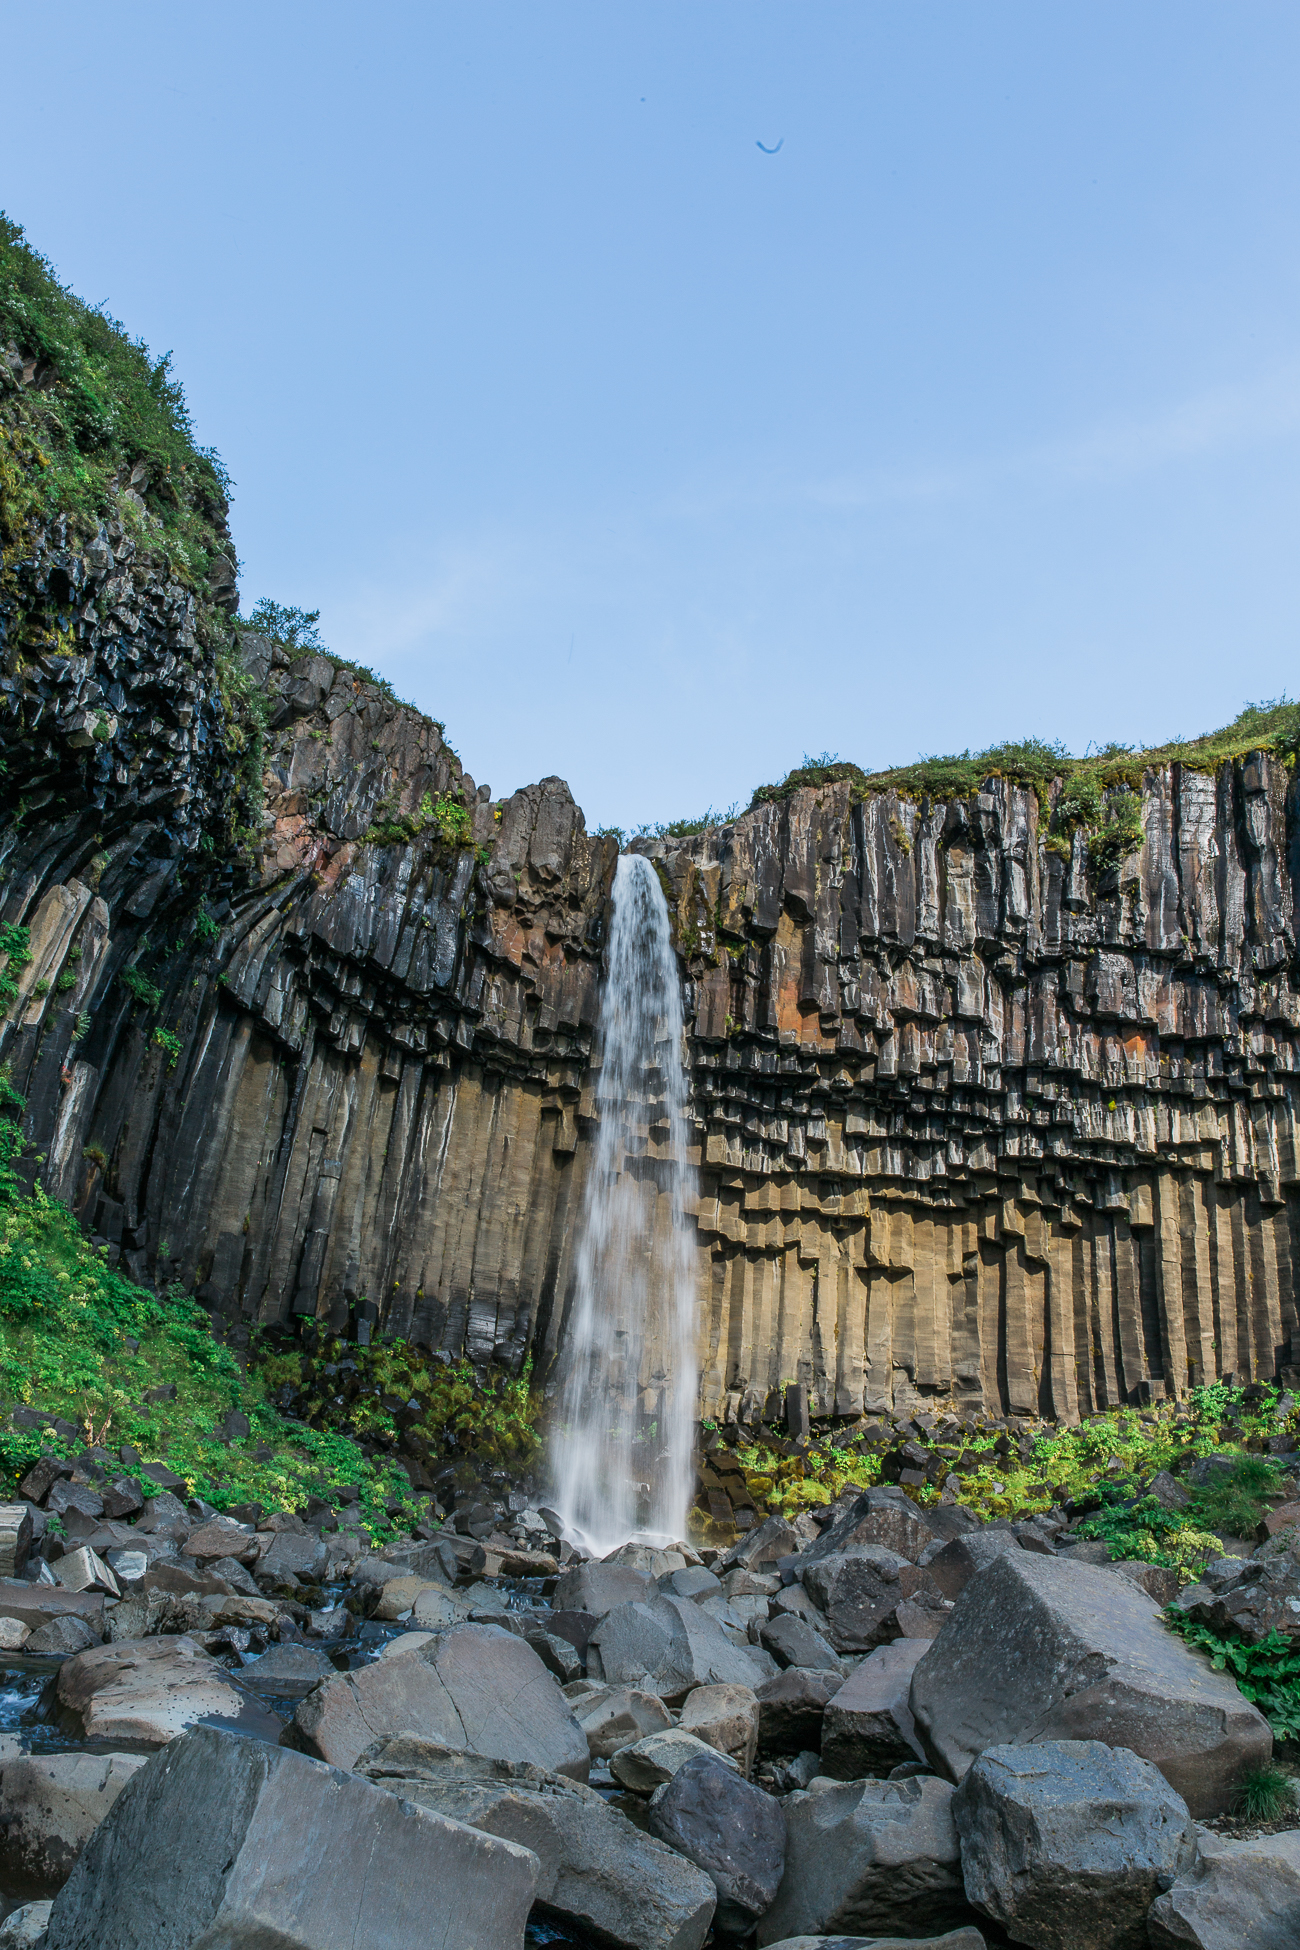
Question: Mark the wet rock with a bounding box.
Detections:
[647,1749,787,1937]
[757,1775,972,1945]
[51,1635,284,1747]
[822,1640,929,1779]
[291,1622,589,1779]
[760,1932,986,1950]
[42,1725,539,1950]
[908,1552,1271,1816]
[552,1561,656,1616]
[0,1584,104,1639]
[239,1642,336,1697]
[0,1902,53,1948]
[25,1615,99,1658]
[679,1682,761,1775]
[358,1734,715,1950]
[952,1740,1197,1950]
[1147,1827,1300,1949]
[0,1752,146,1896]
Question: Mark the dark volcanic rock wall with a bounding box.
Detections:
[648,764,1300,1424]
[2,518,1298,1423]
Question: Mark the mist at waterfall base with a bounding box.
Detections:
[550,855,699,1556]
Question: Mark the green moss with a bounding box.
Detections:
[0,212,231,591]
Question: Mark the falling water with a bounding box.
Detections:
[550,853,699,1554]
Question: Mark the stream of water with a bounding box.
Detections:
[550,854,698,1554]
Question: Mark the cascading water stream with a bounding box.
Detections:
[550,854,698,1554]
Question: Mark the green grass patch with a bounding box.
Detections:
[0,1182,422,1540]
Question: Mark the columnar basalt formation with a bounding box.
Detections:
[648,762,1300,1424]
[2,516,1298,1423]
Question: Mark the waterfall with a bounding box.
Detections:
[550,853,699,1554]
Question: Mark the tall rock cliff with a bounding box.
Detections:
[3,224,1298,1430]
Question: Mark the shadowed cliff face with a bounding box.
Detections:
[2,522,1299,1425]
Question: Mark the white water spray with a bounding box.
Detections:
[550,854,699,1554]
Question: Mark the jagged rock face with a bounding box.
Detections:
[2,529,1298,1420]
[647,765,1300,1423]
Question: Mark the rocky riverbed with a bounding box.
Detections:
[2,1446,1299,1949]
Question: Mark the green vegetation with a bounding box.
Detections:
[1167,1614,1300,1744]
[120,965,163,1012]
[748,699,1300,826]
[0,214,230,590]
[364,787,475,851]
[0,924,31,1013]
[1229,1762,1298,1822]
[268,1336,541,1469]
[0,1181,422,1540]
[152,1026,182,1069]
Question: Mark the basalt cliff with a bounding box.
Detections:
[3,245,1299,1436]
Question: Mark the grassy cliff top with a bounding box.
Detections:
[749,695,1300,812]
[0,213,232,591]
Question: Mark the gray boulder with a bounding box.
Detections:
[0,1583,104,1638]
[924,1528,1023,1601]
[0,1753,145,1896]
[760,1933,986,1950]
[291,1622,589,1779]
[1147,1828,1300,1949]
[25,1616,99,1658]
[755,1668,844,1755]
[756,1926,982,1942]
[52,1636,283,1747]
[802,1549,941,1652]
[801,1488,939,1568]
[239,1642,336,1698]
[952,1740,1196,1950]
[610,1729,735,1794]
[588,1593,768,1698]
[908,1552,1271,1816]
[679,1682,760,1775]
[358,1733,715,1950]
[553,1561,655,1615]
[572,1684,673,1759]
[822,1640,928,1779]
[0,1903,53,1948]
[42,1725,538,1950]
[647,1749,787,1937]
[256,1530,327,1586]
[760,1614,844,1673]
[757,1774,974,1945]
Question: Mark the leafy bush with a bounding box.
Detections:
[0,213,229,584]
[120,966,162,1012]
[0,924,31,1014]
[0,1184,421,1539]
[1167,1612,1300,1742]
[284,1336,541,1468]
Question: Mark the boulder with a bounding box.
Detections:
[256,1529,327,1586]
[952,1740,1196,1950]
[800,1488,938,1568]
[1178,1557,1300,1645]
[757,1775,973,1946]
[0,1617,29,1650]
[183,1517,259,1565]
[1147,1827,1300,1949]
[0,1504,33,1578]
[0,1752,146,1896]
[372,1574,460,1621]
[755,1668,844,1755]
[291,1622,589,1779]
[802,1549,941,1652]
[26,1615,99,1658]
[0,1582,104,1637]
[924,1528,1023,1601]
[822,1640,929,1779]
[661,1566,724,1602]
[610,1728,736,1794]
[720,1515,802,1573]
[51,1636,285,1748]
[553,1561,655,1615]
[680,1682,760,1775]
[0,1903,53,1948]
[239,1642,336,1698]
[412,1583,470,1630]
[573,1684,673,1759]
[358,1733,715,1950]
[908,1552,1272,1816]
[760,1613,845,1672]
[647,1749,787,1937]
[42,1725,538,1950]
[588,1593,768,1698]
[53,1546,118,1597]
[760,1933,986,1950]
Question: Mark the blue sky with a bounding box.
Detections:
[4,3,1298,829]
